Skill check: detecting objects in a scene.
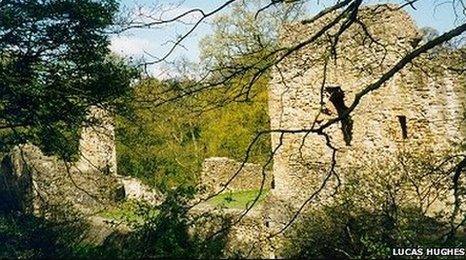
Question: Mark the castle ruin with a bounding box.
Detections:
[0,106,162,216]
[0,4,464,257]
[0,106,123,215]
[153,6,465,256]
[267,5,465,228]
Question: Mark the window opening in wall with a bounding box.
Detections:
[325,86,353,146]
[397,115,408,139]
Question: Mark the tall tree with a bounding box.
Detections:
[0,0,137,157]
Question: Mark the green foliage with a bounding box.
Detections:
[199,0,303,75]
[81,187,228,258]
[199,1,277,73]
[0,189,227,258]
[98,199,159,224]
[116,1,290,190]
[283,204,465,259]
[282,147,466,258]
[116,78,271,190]
[0,212,87,258]
[128,187,227,258]
[0,0,138,158]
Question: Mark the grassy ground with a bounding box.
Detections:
[207,189,269,209]
[100,189,271,221]
[98,200,159,224]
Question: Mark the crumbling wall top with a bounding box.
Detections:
[200,157,272,194]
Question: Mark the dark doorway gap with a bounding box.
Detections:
[325,86,353,146]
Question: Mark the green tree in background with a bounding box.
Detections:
[116,78,270,191]
[0,0,137,158]
[116,2,292,190]
[115,2,307,190]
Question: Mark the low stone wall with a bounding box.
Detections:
[199,157,272,194]
[117,175,163,205]
[188,207,275,258]
[0,144,124,216]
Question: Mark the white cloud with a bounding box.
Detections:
[110,36,153,57]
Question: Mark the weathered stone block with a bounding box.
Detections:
[268,4,465,213]
[117,175,163,205]
[199,157,273,194]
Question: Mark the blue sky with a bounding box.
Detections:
[111,0,464,76]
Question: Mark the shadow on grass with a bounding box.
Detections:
[0,187,229,258]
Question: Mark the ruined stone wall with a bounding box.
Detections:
[188,206,275,258]
[0,106,124,217]
[117,175,163,205]
[0,144,124,216]
[268,5,465,220]
[200,157,272,194]
[76,106,117,174]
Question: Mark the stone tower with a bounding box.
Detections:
[267,5,465,226]
[76,106,117,174]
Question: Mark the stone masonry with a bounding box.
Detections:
[0,144,124,216]
[267,5,465,227]
[75,106,118,175]
[0,106,124,216]
[189,6,465,256]
[0,104,166,218]
[200,157,272,194]
[0,4,464,256]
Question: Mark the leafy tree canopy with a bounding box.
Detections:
[117,78,270,190]
[0,0,138,157]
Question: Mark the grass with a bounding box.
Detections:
[98,200,159,224]
[101,190,270,215]
[207,189,269,209]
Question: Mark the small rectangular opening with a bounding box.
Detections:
[397,115,408,139]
